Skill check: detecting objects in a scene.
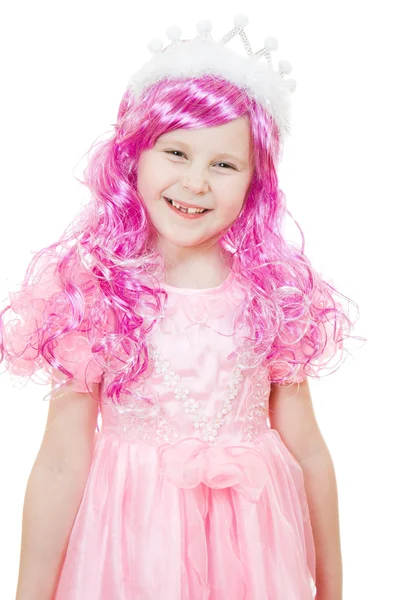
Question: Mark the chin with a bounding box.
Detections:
[163,236,211,248]
[156,229,215,249]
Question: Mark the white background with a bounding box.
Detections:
[0,0,398,597]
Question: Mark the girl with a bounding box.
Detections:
[1,15,359,600]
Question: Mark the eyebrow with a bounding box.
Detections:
[156,138,249,167]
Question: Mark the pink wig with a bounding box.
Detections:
[0,74,360,405]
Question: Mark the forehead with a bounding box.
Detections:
[156,117,252,162]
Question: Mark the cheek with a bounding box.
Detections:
[137,167,158,207]
[137,159,171,203]
[218,187,246,219]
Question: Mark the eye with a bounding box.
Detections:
[165,150,185,158]
[165,150,236,170]
[215,162,236,170]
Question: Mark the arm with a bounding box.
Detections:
[15,370,100,600]
[269,379,343,600]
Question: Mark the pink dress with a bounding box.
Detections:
[54,269,317,599]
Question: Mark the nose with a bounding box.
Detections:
[181,167,209,195]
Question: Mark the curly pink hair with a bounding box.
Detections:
[0,74,360,406]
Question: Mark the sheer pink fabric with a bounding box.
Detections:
[54,271,316,599]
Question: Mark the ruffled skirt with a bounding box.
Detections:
[54,429,316,599]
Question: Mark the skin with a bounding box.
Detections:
[136,115,254,288]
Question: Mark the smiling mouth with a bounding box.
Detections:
[163,197,210,215]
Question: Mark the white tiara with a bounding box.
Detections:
[126,14,297,140]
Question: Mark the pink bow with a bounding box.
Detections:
[158,437,269,503]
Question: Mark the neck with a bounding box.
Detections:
[156,239,232,288]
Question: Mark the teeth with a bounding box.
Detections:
[166,198,207,214]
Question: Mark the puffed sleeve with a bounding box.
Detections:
[1,259,104,396]
[268,316,346,386]
[49,331,104,394]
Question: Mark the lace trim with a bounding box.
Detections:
[102,380,181,444]
[241,366,271,442]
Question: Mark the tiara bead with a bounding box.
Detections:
[166,25,182,41]
[147,38,164,54]
[233,15,249,28]
[196,20,212,34]
[264,37,278,52]
[286,79,297,92]
[278,60,292,75]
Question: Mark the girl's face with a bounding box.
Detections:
[136,116,254,251]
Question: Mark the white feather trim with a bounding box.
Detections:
[196,20,212,34]
[127,35,295,140]
[233,15,249,28]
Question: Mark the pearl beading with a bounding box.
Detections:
[149,343,244,444]
[241,366,270,442]
[102,344,271,445]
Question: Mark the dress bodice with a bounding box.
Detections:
[100,270,272,446]
[54,270,317,600]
